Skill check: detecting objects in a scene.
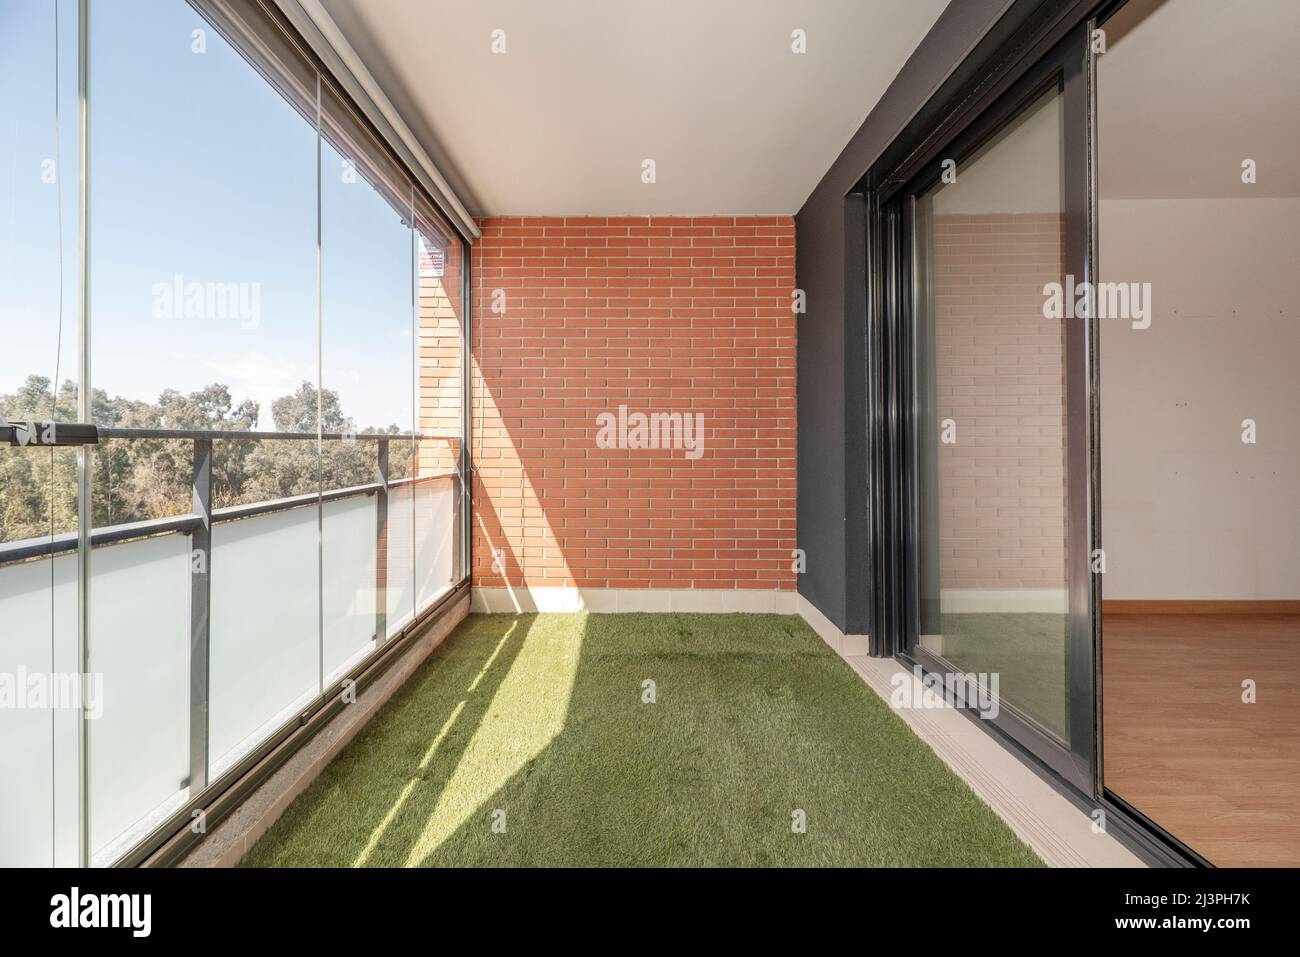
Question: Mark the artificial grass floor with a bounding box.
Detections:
[243,612,1042,867]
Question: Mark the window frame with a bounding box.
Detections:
[858,0,1203,868]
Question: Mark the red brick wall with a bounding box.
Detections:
[470,215,796,591]
[417,231,463,477]
[931,212,1067,590]
[414,229,464,589]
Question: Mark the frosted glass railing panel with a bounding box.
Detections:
[2,473,461,865]
[209,505,320,777]
[415,479,456,609]
[322,494,378,686]
[0,555,75,866]
[88,533,190,863]
[385,484,415,637]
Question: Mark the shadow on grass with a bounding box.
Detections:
[242,614,535,867]
[246,611,1042,867]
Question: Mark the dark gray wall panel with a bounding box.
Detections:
[795,0,1013,634]
[795,212,847,628]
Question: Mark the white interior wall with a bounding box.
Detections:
[1099,197,1300,600]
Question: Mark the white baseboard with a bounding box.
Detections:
[940,588,1067,615]
[469,586,872,657]
[470,586,798,614]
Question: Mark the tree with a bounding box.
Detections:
[158,383,258,432]
[272,381,349,434]
[3,377,413,543]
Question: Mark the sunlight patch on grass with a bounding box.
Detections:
[399,616,582,865]
[353,699,465,866]
[244,612,1042,868]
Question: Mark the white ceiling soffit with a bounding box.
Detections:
[315,0,950,216]
[276,0,480,238]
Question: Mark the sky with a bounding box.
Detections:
[1,0,450,432]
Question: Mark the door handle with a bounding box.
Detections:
[2,421,100,447]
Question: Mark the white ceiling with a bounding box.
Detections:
[317,0,950,216]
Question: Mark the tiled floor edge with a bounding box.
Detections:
[794,600,1144,869]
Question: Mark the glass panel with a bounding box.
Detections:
[2,0,467,867]
[87,0,321,817]
[88,3,318,430]
[209,498,321,777]
[322,489,378,685]
[415,215,464,604]
[319,84,415,642]
[0,0,82,868]
[385,460,417,635]
[913,85,1070,739]
[0,0,80,417]
[0,548,78,867]
[1097,0,1300,866]
[87,533,190,865]
[414,473,457,608]
[92,436,195,523]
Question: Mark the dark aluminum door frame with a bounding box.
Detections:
[862,1,1207,867]
[868,23,1097,794]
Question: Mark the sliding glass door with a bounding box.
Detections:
[871,0,1297,864]
[1095,0,1300,867]
[912,84,1074,740]
[878,26,1096,789]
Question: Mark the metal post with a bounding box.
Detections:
[461,241,472,584]
[375,438,389,642]
[451,466,463,586]
[75,0,91,868]
[189,439,212,793]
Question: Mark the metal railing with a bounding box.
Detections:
[0,425,463,803]
[0,428,459,563]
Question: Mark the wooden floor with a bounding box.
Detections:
[1103,613,1300,867]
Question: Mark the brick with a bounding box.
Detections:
[465,215,797,590]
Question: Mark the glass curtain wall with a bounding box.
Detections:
[0,0,467,867]
[0,0,83,869]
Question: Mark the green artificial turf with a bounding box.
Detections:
[243,612,1042,867]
